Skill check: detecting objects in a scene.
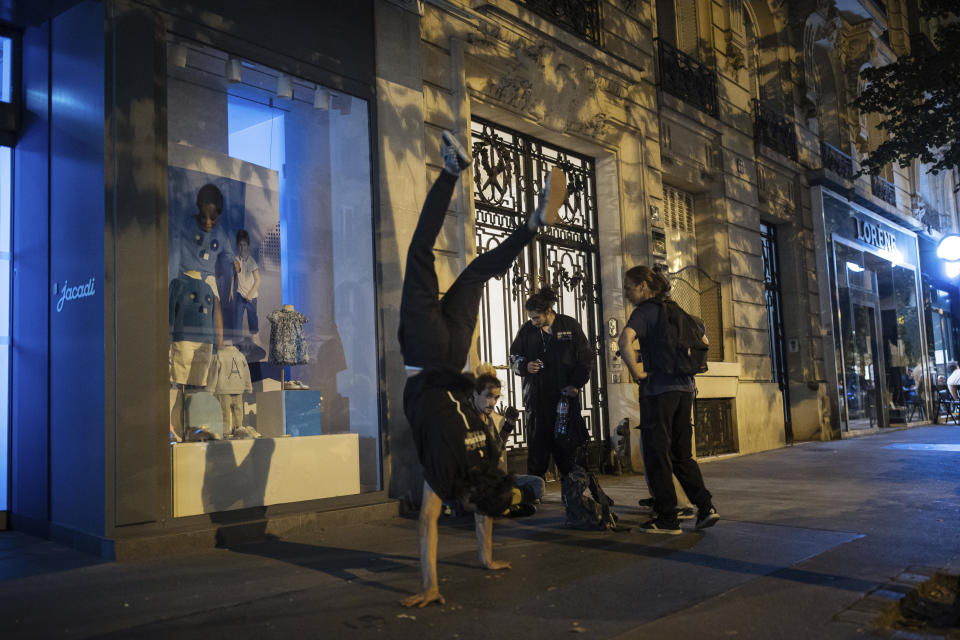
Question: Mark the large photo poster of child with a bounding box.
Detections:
[168,144,281,354]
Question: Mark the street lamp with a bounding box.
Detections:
[936,234,960,279]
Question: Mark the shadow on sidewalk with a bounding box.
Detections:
[226,539,422,595]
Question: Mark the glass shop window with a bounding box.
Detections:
[0,145,9,513]
[1,35,11,102]
[165,37,379,516]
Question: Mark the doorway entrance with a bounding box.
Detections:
[469,118,609,452]
[833,237,924,430]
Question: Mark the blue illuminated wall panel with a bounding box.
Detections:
[48,0,105,538]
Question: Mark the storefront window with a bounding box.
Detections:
[824,193,925,429]
[0,36,11,103]
[165,38,379,516]
[926,286,954,370]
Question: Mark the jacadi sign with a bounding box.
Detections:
[853,217,897,253]
[56,278,96,312]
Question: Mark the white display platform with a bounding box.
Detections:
[172,433,360,517]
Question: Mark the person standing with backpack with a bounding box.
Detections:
[618,265,719,535]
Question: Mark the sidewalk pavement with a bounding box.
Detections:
[1,425,959,639]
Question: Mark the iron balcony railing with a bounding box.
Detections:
[820,141,855,180]
[871,174,896,206]
[656,38,719,118]
[754,101,798,161]
[523,0,602,46]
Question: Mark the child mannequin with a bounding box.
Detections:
[230,229,261,340]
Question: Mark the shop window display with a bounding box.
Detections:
[166,37,379,515]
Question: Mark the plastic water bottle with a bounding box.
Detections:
[556,397,569,436]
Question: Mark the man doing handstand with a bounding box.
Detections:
[399,130,566,608]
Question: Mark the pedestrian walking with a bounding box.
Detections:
[618,265,719,535]
[399,130,566,607]
[510,287,592,478]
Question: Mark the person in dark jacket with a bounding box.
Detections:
[399,131,567,608]
[510,287,592,478]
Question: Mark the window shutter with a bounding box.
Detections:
[676,0,699,58]
[664,185,696,235]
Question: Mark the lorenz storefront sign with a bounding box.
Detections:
[853,217,898,253]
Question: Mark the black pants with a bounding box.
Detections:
[526,395,585,477]
[399,170,536,369]
[639,391,712,520]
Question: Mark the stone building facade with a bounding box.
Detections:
[375,0,960,499]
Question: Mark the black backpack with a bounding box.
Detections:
[642,299,708,376]
[561,466,618,531]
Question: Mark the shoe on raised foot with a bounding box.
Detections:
[441,130,472,173]
[636,517,682,535]
[695,506,720,530]
[529,167,567,230]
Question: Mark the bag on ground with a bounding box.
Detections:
[561,465,618,531]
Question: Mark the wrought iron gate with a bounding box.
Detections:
[470,118,608,450]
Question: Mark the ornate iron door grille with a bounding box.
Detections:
[470,118,608,450]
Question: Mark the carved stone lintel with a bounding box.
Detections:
[567,112,609,138]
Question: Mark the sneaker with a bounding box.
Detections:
[637,497,655,510]
[186,426,220,442]
[441,130,472,173]
[507,503,537,518]
[677,506,696,520]
[294,380,310,390]
[695,506,720,530]
[636,517,682,535]
[537,167,568,227]
[231,426,263,439]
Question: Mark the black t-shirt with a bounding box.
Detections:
[626,302,695,396]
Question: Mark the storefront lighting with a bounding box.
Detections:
[170,43,188,69]
[937,234,960,262]
[276,73,293,100]
[947,262,960,279]
[846,261,864,273]
[225,57,242,83]
[313,86,329,110]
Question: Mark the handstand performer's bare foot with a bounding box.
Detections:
[400,588,446,608]
[442,130,472,175]
[528,166,567,231]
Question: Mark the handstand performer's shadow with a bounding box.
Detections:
[228,540,416,595]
